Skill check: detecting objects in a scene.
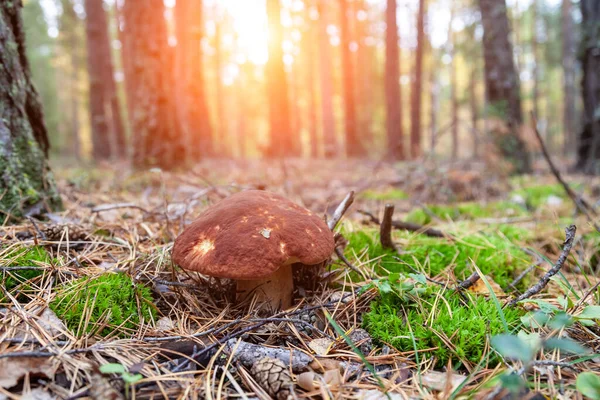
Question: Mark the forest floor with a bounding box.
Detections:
[1,158,600,399]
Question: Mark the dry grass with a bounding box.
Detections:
[1,159,599,399]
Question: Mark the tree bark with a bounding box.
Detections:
[531,0,540,121]
[317,0,337,157]
[175,0,213,161]
[122,0,181,169]
[410,0,426,159]
[0,0,62,218]
[478,0,531,173]
[265,0,295,158]
[576,1,600,173]
[355,0,373,153]
[562,0,576,156]
[84,0,111,160]
[339,0,363,157]
[385,0,404,160]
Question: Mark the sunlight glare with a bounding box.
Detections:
[221,0,269,65]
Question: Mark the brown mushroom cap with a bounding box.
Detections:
[172,190,335,279]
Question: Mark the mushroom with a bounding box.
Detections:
[172,190,335,309]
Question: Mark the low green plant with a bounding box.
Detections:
[360,187,408,201]
[100,363,143,398]
[363,282,522,367]
[405,201,527,225]
[49,273,156,337]
[510,184,568,209]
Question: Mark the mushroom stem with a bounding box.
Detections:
[236,267,294,310]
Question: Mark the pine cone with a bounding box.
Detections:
[250,357,293,400]
[43,224,89,242]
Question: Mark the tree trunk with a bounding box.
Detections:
[576,1,600,173]
[122,0,181,169]
[355,0,373,152]
[449,3,458,161]
[385,0,404,160]
[175,0,213,161]
[339,0,363,157]
[478,0,531,173]
[562,0,576,156]
[410,0,426,159]
[214,15,227,157]
[531,0,540,121]
[304,11,319,158]
[317,0,337,157]
[265,0,294,158]
[0,0,62,218]
[469,62,480,159]
[84,0,111,160]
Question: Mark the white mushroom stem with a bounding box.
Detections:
[236,267,294,310]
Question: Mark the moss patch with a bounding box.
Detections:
[405,201,528,225]
[49,273,156,337]
[363,288,522,367]
[1,246,51,299]
[344,229,529,288]
[360,188,408,201]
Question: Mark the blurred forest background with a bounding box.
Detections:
[19,0,598,172]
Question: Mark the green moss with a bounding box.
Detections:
[363,288,522,366]
[405,201,528,225]
[49,273,156,337]
[344,229,530,288]
[1,246,51,295]
[360,188,408,201]
[510,184,568,209]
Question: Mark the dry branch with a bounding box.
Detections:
[223,339,313,373]
[531,113,599,232]
[358,209,445,238]
[379,204,396,250]
[328,191,355,231]
[508,225,576,307]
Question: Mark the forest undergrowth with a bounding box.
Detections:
[1,159,600,399]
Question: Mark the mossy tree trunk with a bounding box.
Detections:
[479,0,531,174]
[576,1,600,174]
[0,0,62,220]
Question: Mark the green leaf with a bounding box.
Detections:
[409,273,427,285]
[99,363,126,374]
[388,272,401,283]
[521,311,551,328]
[544,338,590,355]
[577,372,600,400]
[491,334,535,362]
[122,372,143,384]
[377,280,392,294]
[548,312,574,330]
[499,372,526,393]
[578,306,600,320]
[522,299,560,314]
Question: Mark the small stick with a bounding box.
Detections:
[91,203,151,214]
[508,225,576,307]
[504,249,545,292]
[456,272,480,291]
[380,204,396,250]
[531,113,599,231]
[328,191,355,231]
[358,209,445,238]
[27,217,46,240]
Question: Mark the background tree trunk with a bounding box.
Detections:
[317,0,337,157]
[265,0,295,158]
[84,0,111,160]
[576,1,600,173]
[339,0,363,157]
[123,0,181,169]
[385,0,404,160]
[0,0,61,218]
[479,0,531,173]
[449,3,458,161]
[562,0,576,156]
[175,0,213,161]
[410,0,426,159]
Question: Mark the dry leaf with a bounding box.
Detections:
[308,338,333,356]
[421,370,466,392]
[0,358,57,389]
[467,275,505,297]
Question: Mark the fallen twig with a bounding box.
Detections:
[334,246,373,280]
[328,191,355,231]
[456,272,480,291]
[91,203,151,214]
[379,204,396,250]
[508,225,576,307]
[223,339,314,372]
[531,113,599,232]
[358,209,445,238]
[504,248,545,293]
